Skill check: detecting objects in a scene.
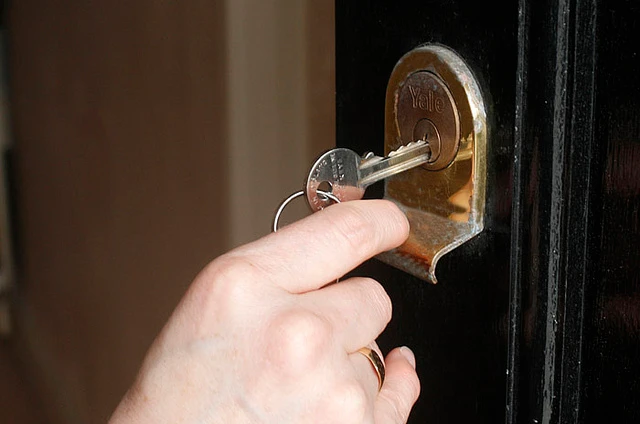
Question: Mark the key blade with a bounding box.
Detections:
[358,141,432,187]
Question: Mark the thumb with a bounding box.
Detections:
[374,347,421,424]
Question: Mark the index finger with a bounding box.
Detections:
[227,199,409,293]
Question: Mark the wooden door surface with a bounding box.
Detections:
[336,1,640,423]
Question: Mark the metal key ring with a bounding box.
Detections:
[272,190,341,232]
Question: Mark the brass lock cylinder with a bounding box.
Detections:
[379,44,487,283]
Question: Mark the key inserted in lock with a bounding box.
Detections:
[395,71,460,171]
[305,141,432,211]
[378,44,487,284]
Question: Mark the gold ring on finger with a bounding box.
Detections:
[356,347,385,392]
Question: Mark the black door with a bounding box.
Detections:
[336,1,640,423]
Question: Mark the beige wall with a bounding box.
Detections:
[6,1,334,423]
[226,0,335,244]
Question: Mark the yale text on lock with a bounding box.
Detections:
[408,85,444,113]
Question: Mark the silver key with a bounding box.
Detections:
[305,141,432,211]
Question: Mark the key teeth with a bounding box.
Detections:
[388,140,428,157]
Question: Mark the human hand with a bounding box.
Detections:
[109,200,420,424]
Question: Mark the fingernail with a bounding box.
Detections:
[400,346,416,369]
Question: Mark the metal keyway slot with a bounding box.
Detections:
[377,44,487,283]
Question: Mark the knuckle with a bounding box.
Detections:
[192,255,260,314]
[330,204,377,257]
[266,309,332,375]
[380,371,421,423]
[326,381,368,421]
[360,278,393,325]
[406,369,421,402]
[379,390,406,423]
[393,359,421,401]
[208,254,262,284]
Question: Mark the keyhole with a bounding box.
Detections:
[412,118,442,164]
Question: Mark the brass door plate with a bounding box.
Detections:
[378,45,487,283]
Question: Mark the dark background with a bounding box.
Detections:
[337,0,639,423]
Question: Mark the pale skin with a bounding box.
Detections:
[110,200,421,424]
